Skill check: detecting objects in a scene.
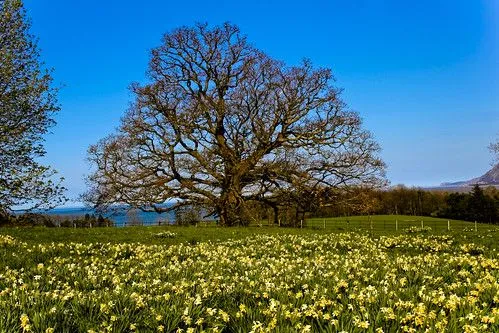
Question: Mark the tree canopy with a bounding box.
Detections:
[491,137,499,162]
[85,23,385,226]
[0,0,65,213]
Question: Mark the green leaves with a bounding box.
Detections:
[0,0,66,212]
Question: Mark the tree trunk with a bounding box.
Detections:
[272,205,279,226]
[217,184,250,226]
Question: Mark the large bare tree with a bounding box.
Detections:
[85,23,385,226]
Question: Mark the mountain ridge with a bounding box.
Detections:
[441,164,499,187]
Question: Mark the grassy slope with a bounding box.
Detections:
[306,215,496,232]
[0,225,322,245]
[0,215,498,246]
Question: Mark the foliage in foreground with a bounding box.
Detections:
[0,0,65,213]
[1,232,499,332]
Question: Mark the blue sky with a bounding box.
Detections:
[24,0,498,204]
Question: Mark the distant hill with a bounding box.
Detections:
[440,164,499,187]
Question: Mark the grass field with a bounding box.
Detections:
[1,216,499,332]
[305,215,496,233]
[0,225,323,245]
[1,215,498,245]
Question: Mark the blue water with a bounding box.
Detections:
[45,207,175,227]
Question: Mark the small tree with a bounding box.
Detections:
[468,184,497,223]
[85,23,385,226]
[126,209,143,226]
[174,205,202,226]
[0,0,65,214]
[490,137,499,162]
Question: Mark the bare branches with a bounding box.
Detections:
[490,137,499,163]
[85,23,386,225]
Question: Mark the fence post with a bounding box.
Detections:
[475,221,477,232]
[278,219,281,227]
[300,219,303,228]
[396,220,398,231]
[421,220,423,229]
[323,218,326,229]
[447,220,450,231]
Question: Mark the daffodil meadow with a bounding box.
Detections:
[1,229,499,332]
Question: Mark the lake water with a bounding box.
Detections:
[45,207,175,227]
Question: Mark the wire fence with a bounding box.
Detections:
[302,217,499,233]
[109,215,498,232]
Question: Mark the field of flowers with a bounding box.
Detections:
[1,230,499,332]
